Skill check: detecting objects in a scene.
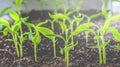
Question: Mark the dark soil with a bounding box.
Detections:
[0,10,120,67]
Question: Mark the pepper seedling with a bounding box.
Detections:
[27,21,54,62]
[47,21,96,67]
[88,0,120,64]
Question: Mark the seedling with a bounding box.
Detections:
[27,21,54,62]
[48,21,96,67]
[49,10,75,41]
[48,11,75,57]
[0,11,20,57]
[88,0,120,65]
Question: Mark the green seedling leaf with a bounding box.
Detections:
[71,23,97,36]
[28,32,34,40]
[60,47,64,55]
[104,15,120,27]
[88,40,110,48]
[49,13,71,22]
[86,29,96,35]
[66,10,75,16]
[46,34,65,42]
[90,12,102,20]
[12,23,20,31]
[9,10,19,21]
[32,31,41,45]
[0,6,11,16]
[0,18,10,27]
[23,32,31,36]
[100,40,110,47]
[25,23,35,28]
[106,27,120,41]
[18,35,27,41]
[115,46,120,50]
[73,15,84,23]
[20,17,29,24]
[66,41,78,51]
[59,21,67,33]
[37,21,48,27]
[37,27,54,39]
[3,27,9,36]
[5,39,13,42]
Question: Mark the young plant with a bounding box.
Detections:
[10,0,29,57]
[88,0,120,64]
[48,11,76,57]
[27,21,54,62]
[47,33,78,67]
[0,13,19,57]
[9,10,30,57]
[27,25,41,62]
[49,10,75,42]
[48,22,96,67]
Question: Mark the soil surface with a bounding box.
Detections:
[0,10,120,67]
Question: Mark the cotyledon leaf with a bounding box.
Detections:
[9,10,19,21]
[106,27,120,41]
[37,27,54,39]
[0,18,10,27]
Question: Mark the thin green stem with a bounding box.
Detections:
[66,51,69,67]
[101,35,106,64]
[12,34,20,57]
[65,29,68,43]
[64,49,67,63]
[97,38,102,65]
[34,44,37,62]
[70,22,74,44]
[20,44,23,57]
[103,47,106,64]
[53,37,56,57]
[51,21,55,32]
[19,23,23,57]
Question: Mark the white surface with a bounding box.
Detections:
[112,2,120,13]
[0,0,104,11]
